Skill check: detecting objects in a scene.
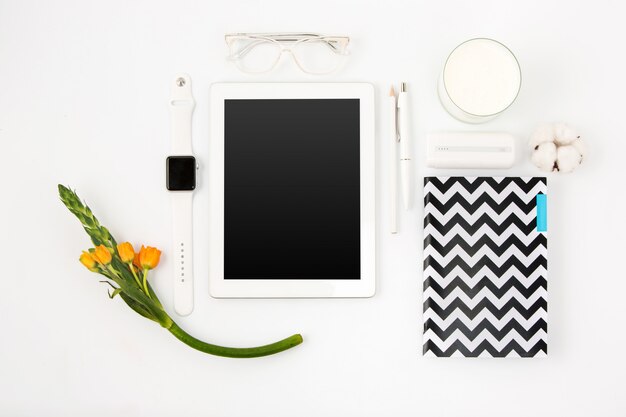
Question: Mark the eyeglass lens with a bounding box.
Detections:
[233,39,282,73]
[292,39,344,74]
[230,37,346,74]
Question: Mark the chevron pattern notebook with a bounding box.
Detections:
[423,177,548,357]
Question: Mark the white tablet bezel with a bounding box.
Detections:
[209,83,375,298]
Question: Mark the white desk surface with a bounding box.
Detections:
[1,0,625,415]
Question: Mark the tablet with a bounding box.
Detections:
[209,83,375,298]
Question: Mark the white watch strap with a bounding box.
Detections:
[170,73,195,316]
[172,192,194,316]
[170,74,195,155]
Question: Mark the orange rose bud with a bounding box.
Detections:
[93,244,113,265]
[117,242,135,263]
[79,251,98,271]
[139,246,162,270]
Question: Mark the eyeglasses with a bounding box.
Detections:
[225,33,350,75]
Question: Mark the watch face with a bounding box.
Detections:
[166,156,196,191]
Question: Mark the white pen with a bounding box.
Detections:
[398,82,413,210]
[389,86,398,234]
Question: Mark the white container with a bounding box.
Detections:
[426,132,515,169]
[438,38,521,124]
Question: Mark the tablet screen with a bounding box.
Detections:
[224,99,361,280]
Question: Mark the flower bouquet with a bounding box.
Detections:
[59,185,303,358]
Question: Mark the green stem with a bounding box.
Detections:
[167,322,303,358]
[146,282,164,310]
[129,263,142,288]
[142,268,151,299]
[106,264,123,280]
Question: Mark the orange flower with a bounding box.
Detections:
[79,251,98,271]
[117,242,135,263]
[93,244,112,265]
[133,245,144,269]
[139,246,161,270]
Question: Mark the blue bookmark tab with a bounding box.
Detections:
[536,194,547,232]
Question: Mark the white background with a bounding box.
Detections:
[1,0,625,415]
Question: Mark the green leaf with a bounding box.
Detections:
[108,288,123,299]
[110,257,135,285]
[119,292,158,322]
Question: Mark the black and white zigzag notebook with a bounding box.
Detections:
[423,177,548,357]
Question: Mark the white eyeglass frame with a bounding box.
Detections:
[225,32,350,75]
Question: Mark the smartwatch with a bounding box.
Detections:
[166,74,196,316]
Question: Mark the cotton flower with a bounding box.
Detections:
[553,123,579,146]
[531,142,557,172]
[530,123,585,173]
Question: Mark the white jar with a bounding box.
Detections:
[438,38,521,124]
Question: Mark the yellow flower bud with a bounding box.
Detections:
[139,246,162,270]
[79,251,98,271]
[93,244,112,265]
[117,242,135,263]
